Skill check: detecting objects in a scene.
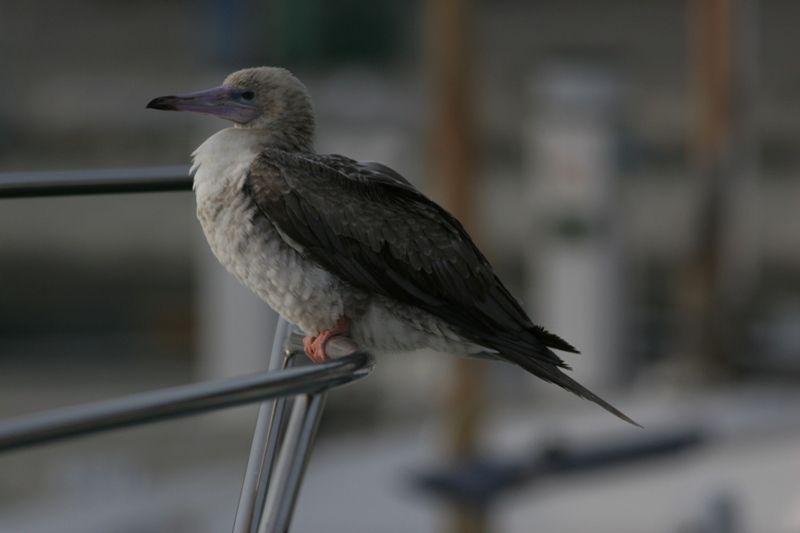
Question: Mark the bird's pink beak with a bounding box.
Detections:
[146,86,259,124]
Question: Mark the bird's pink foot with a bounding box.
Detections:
[303,317,351,363]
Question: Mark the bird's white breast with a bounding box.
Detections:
[191,128,346,334]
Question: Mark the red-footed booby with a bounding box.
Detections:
[147,67,636,425]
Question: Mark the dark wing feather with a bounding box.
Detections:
[243,149,636,426]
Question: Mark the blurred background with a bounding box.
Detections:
[1,0,799,532]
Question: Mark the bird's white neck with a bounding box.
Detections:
[191,128,265,201]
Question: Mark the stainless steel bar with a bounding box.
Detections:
[249,333,362,532]
[264,393,327,533]
[258,394,311,533]
[234,407,276,533]
[234,317,292,533]
[248,351,297,532]
[0,352,372,452]
[250,397,289,532]
[0,166,192,198]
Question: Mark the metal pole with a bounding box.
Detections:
[249,333,361,532]
[0,166,192,198]
[250,388,291,531]
[258,394,311,532]
[233,322,363,533]
[682,0,758,378]
[425,1,486,532]
[0,350,371,453]
[234,317,292,533]
[268,393,327,533]
[248,321,295,532]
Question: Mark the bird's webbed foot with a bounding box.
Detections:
[303,316,351,363]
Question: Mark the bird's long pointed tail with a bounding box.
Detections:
[503,351,641,427]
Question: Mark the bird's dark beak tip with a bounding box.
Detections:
[146,96,176,111]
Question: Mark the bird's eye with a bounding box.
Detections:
[241,90,255,101]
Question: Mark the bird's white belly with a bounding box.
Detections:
[197,190,347,335]
[353,296,490,355]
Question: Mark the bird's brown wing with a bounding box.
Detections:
[245,150,572,353]
[243,149,636,425]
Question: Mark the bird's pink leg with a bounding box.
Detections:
[303,317,351,363]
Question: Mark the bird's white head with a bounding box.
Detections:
[147,66,315,150]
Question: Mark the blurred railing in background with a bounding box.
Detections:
[0,166,191,198]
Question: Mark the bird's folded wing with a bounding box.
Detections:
[242,149,576,358]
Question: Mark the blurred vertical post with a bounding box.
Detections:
[684,0,759,376]
[424,1,486,533]
[723,1,760,308]
[525,62,624,388]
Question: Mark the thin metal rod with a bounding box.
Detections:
[0,352,372,452]
[235,407,276,533]
[259,395,310,533]
[234,317,292,533]
[268,392,327,533]
[248,351,297,531]
[258,393,327,533]
[237,326,361,533]
[0,166,192,198]
[250,397,289,532]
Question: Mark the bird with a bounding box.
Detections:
[147,66,636,426]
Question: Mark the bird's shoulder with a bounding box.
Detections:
[247,148,421,198]
[244,149,481,265]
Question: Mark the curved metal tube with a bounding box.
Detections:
[0,351,373,452]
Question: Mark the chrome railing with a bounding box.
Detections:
[0,166,192,197]
[0,168,374,532]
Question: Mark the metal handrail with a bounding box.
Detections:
[0,166,192,197]
[0,168,375,532]
[0,349,372,453]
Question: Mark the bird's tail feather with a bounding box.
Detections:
[502,349,640,427]
[529,324,580,354]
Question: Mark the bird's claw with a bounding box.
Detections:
[303,317,351,363]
